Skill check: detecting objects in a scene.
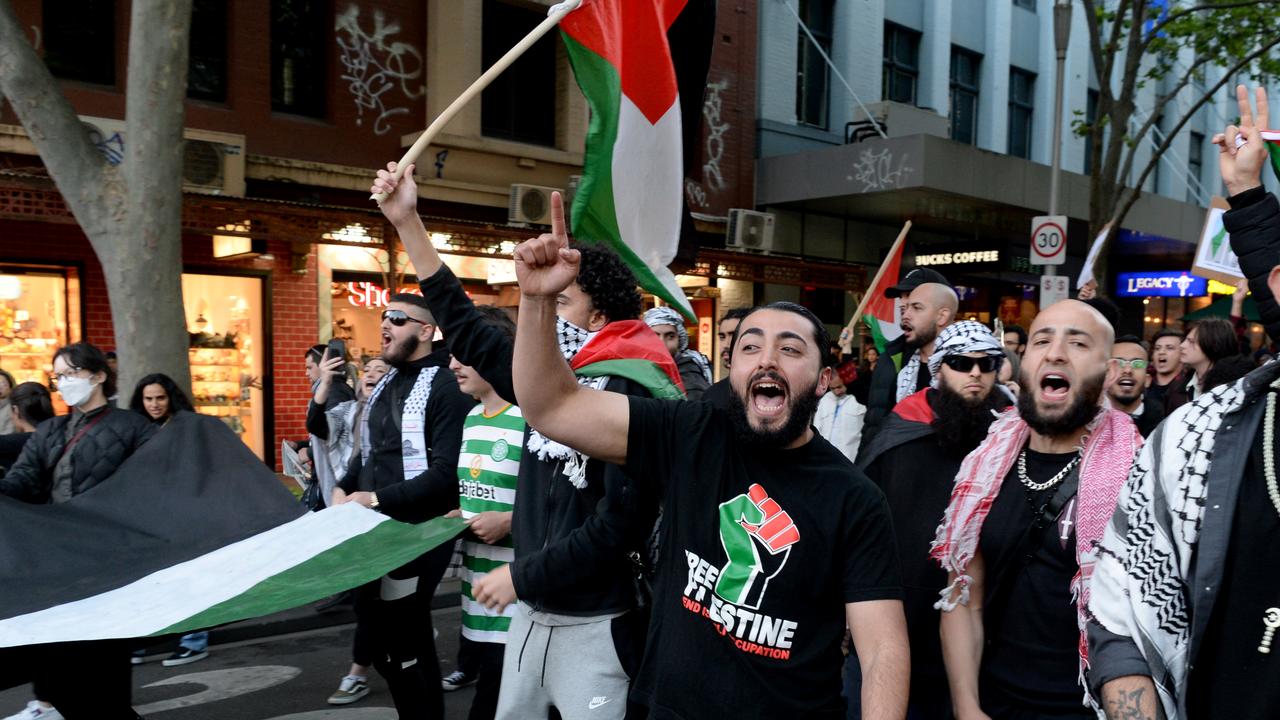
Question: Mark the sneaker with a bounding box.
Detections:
[130,649,147,665]
[327,675,370,705]
[162,647,209,667]
[3,701,64,720]
[441,670,477,692]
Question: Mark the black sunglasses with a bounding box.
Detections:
[381,309,428,327]
[941,355,1002,374]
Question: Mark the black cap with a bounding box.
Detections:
[885,268,952,298]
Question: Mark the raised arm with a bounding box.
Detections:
[372,161,444,280]
[512,192,629,466]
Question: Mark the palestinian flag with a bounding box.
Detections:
[862,242,907,353]
[571,319,686,398]
[1263,129,1280,183]
[561,0,716,321]
[0,411,461,649]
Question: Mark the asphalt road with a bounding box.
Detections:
[0,607,477,719]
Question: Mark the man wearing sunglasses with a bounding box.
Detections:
[333,293,475,719]
[1107,336,1164,438]
[853,320,1010,719]
[372,165,684,720]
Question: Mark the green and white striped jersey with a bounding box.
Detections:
[458,403,524,643]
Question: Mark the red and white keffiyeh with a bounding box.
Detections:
[929,405,1141,691]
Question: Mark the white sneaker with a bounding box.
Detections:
[3,701,65,720]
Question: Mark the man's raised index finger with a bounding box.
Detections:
[1257,87,1270,130]
[550,190,568,241]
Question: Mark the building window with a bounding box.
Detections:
[1084,89,1099,174]
[1013,0,1037,10]
[1188,131,1205,203]
[188,0,228,102]
[883,23,921,105]
[271,0,327,118]
[950,48,981,145]
[42,0,115,86]
[1008,68,1036,159]
[1151,115,1165,192]
[482,0,556,147]
[795,0,834,128]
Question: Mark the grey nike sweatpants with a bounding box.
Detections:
[494,605,636,720]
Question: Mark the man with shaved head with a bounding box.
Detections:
[863,269,958,446]
[933,300,1142,718]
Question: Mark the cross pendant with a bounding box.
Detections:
[1258,607,1280,654]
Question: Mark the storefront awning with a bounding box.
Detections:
[1182,296,1260,323]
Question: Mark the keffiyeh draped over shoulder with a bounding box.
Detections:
[930,406,1142,710]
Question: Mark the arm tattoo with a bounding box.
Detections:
[1105,688,1156,720]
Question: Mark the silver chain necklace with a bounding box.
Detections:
[1017,449,1081,492]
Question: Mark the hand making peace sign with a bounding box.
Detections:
[1213,85,1270,197]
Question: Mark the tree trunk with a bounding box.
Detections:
[0,0,194,400]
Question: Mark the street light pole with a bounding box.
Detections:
[1045,1,1072,278]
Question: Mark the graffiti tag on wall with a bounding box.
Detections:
[335,5,426,135]
[850,149,912,192]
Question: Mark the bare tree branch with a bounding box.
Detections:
[0,0,113,255]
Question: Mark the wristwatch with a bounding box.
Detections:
[369,492,380,510]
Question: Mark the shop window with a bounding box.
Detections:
[42,0,116,86]
[950,48,981,145]
[0,268,80,401]
[271,0,328,118]
[188,0,228,102]
[183,273,266,459]
[1008,68,1036,159]
[795,0,834,129]
[482,0,556,147]
[882,23,920,106]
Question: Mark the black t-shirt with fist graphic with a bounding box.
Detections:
[624,396,902,719]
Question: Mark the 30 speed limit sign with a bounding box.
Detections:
[1030,215,1067,266]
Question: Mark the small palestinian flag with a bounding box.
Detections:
[0,412,461,648]
[561,0,715,321]
[862,242,907,353]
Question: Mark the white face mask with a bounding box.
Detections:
[59,376,97,408]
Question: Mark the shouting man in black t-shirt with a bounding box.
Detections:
[855,320,1010,719]
[509,218,909,719]
[931,300,1141,719]
[1090,85,1280,720]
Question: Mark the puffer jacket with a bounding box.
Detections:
[0,405,156,503]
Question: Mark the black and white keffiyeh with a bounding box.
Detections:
[360,365,438,480]
[1090,365,1263,719]
[895,351,923,402]
[926,320,1004,387]
[643,307,712,384]
[532,316,608,489]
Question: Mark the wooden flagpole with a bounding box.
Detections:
[371,0,583,203]
[839,220,911,354]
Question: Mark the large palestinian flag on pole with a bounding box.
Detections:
[561,0,715,321]
[0,412,461,649]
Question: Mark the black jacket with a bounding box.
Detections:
[863,336,909,445]
[0,405,155,504]
[422,265,657,615]
[0,432,31,470]
[338,348,474,524]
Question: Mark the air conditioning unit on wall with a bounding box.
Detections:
[726,209,776,253]
[79,115,247,197]
[508,183,563,225]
